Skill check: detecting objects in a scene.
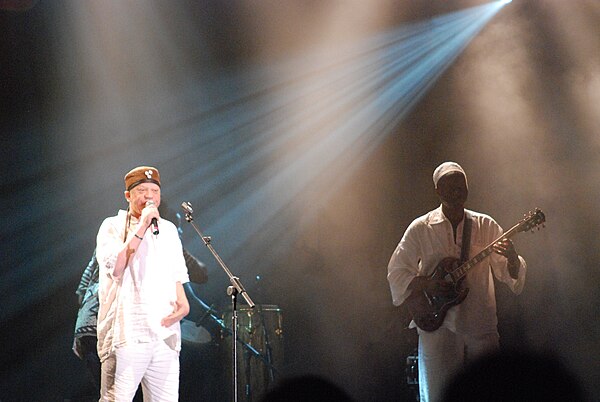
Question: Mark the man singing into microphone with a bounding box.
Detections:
[95,166,190,401]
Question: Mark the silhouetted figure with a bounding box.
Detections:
[387,161,531,402]
[260,374,354,402]
[73,251,102,392]
[441,350,585,402]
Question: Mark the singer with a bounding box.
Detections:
[95,166,190,401]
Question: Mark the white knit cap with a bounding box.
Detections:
[432,161,468,189]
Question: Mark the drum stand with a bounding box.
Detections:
[257,305,276,384]
[186,284,279,377]
[182,202,255,402]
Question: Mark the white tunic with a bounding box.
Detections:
[96,210,189,362]
[387,206,526,336]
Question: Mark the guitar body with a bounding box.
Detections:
[404,257,469,332]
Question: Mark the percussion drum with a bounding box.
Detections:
[181,318,213,348]
[221,304,284,402]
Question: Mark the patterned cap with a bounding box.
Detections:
[124,166,161,191]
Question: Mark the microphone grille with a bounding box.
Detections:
[181,202,193,214]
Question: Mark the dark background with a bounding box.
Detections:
[1,1,599,401]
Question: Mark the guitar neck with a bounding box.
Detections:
[451,221,522,282]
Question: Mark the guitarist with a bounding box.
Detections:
[387,161,527,402]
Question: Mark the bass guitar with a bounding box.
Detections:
[404,208,545,332]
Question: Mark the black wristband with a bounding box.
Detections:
[134,233,144,240]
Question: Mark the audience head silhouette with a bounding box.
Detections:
[260,374,354,402]
[442,350,585,402]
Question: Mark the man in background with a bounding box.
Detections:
[387,161,527,402]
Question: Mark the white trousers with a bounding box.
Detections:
[418,328,499,402]
[100,340,180,402]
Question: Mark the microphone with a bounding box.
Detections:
[146,200,159,235]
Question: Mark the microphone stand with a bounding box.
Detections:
[181,202,255,402]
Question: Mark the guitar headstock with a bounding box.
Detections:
[516,208,546,233]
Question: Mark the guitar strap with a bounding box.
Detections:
[460,214,472,263]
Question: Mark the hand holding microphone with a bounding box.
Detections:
[144,200,160,235]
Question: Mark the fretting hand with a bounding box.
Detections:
[492,238,520,278]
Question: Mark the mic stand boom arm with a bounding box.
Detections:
[181,202,254,402]
[181,202,255,308]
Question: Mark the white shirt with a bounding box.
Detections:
[96,210,189,362]
[387,206,526,336]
